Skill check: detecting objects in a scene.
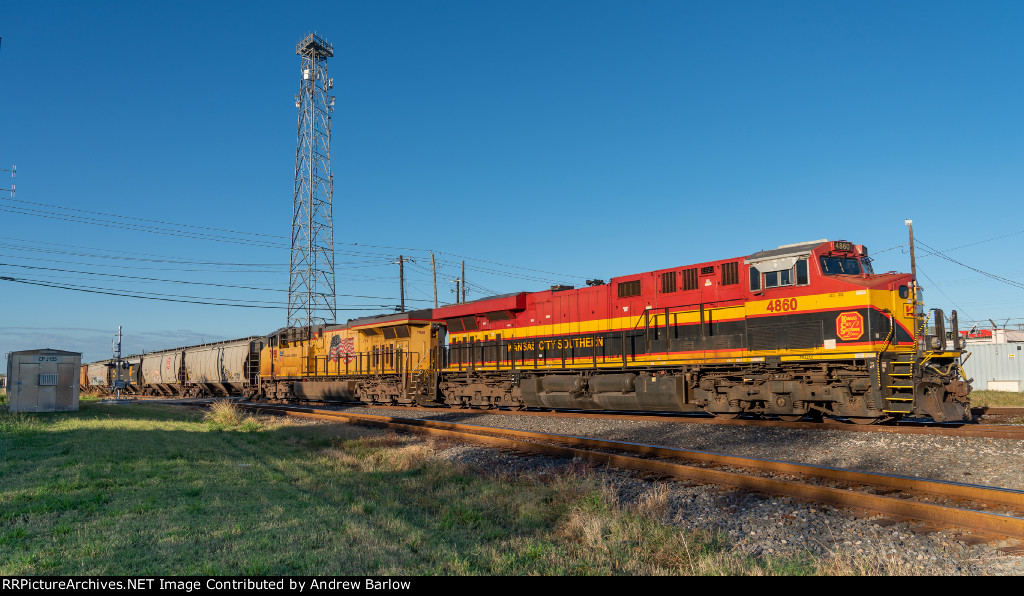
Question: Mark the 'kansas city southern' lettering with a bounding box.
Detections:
[509,337,605,352]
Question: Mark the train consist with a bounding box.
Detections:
[82,239,973,423]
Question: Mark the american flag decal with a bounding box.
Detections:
[328,335,354,362]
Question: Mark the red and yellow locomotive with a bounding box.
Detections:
[258,239,971,423]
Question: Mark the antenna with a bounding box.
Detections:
[288,33,337,337]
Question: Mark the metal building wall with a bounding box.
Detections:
[962,343,1024,391]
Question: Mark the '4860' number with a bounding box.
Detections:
[765,298,798,312]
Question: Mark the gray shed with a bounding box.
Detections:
[961,343,1024,392]
[6,349,82,412]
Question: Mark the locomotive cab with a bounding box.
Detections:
[745,239,969,422]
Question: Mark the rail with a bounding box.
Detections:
[242,404,1024,540]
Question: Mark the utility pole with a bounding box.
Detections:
[430,251,438,308]
[395,255,413,313]
[451,278,461,303]
[461,260,466,303]
[288,33,337,336]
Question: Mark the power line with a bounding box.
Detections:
[0,253,283,274]
[916,240,1024,292]
[1,276,285,309]
[916,265,973,322]
[0,236,287,266]
[0,276,399,311]
[945,229,1024,252]
[0,196,586,278]
[0,262,432,301]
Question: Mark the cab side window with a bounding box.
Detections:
[796,259,809,285]
[751,258,809,291]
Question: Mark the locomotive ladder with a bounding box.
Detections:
[882,357,915,415]
[246,342,262,386]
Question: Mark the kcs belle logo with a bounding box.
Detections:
[836,311,864,341]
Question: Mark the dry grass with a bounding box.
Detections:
[969,390,1024,408]
[1,402,929,575]
[540,469,926,576]
[204,400,265,431]
[321,432,437,473]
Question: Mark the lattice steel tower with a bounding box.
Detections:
[288,33,337,331]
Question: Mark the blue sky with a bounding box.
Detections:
[2,1,1023,363]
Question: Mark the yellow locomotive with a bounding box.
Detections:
[259,310,442,404]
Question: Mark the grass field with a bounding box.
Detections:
[965,390,1024,408]
[0,396,922,576]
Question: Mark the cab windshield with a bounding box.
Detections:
[820,256,864,275]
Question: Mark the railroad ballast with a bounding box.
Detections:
[81,239,972,424]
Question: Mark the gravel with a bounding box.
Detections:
[325,405,1024,575]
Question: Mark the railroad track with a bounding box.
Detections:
[240,402,1024,544]
[973,406,1024,418]
[279,401,1024,440]
[133,395,1024,440]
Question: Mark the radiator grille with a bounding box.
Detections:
[682,268,698,291]
[721,262,739,286]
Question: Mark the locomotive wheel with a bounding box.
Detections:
[775,414,806,422]
[848,417,880,425]
[712,411,742,420]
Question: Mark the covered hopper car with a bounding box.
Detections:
[83,337,265,398]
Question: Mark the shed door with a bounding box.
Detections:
[17,363,39,412]
[57,363,76,411]
[37,363,58,411]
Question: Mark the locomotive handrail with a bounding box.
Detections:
[305,349,423,378]
[410,349,429,374]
